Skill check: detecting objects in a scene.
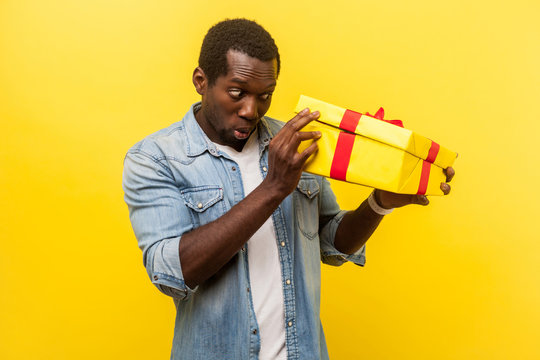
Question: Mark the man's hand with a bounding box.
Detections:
[374,167,456,209]
[261,108,322,197]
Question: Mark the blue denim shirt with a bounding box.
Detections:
[122,103,366,360]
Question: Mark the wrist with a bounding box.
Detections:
[258,178,289,203]
[369,190,394,216]
[374,189,394,209]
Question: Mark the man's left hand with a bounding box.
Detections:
[374,167,455,209]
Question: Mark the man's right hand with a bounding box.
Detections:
[262,108,322,198]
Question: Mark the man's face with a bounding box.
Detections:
[194,50,278,151]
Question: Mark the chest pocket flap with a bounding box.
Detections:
[296,178,320,199]
[180,186,223,212]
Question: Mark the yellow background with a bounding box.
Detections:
[1,0,539,359]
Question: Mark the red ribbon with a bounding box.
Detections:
[339,109,362,133]
[417,141,440,195]
[417,161,431,195]
[329,132,356,181]
[426,141,440,163]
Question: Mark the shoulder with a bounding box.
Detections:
[127,120,188,162]
[122,121,189,181]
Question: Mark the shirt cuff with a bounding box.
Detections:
[320,210,367,267]
[147,236,198,300]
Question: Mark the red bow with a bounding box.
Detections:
[364,107,404,128]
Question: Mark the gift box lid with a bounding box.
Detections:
[294,95,457,169]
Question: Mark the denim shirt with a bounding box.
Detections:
[122,103,366,360]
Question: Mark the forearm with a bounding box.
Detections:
[333,198,384,255]
[179,181,285,289]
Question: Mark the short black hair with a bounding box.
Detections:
[198,18,280,86]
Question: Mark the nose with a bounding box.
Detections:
[238,96,259,121]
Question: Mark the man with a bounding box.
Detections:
[122,19,453,360]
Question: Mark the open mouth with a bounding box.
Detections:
[234,128,252,140]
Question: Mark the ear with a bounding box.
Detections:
[192,67,207,96]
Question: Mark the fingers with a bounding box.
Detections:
[287,108,320,132]
[440,167,454,196]
[440,182,451,195]
[415,195,430,206]
[271,108,320,154]
[294,130,322,143]
[299,139,319,163]
[444,167,455,183]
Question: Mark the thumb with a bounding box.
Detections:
[415,195,430,206]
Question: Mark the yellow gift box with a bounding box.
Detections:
[294,95,457,195]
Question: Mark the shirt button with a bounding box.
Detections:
[197,202,203,209]
[252,329,258,335]
[153,275,158,280]
[262,166,267,172]
[280,241,286,247]
[286,279,291,285]
[232,166,236,171]
[288,321,293,327]
[307,190,311,196]
[241,246,246,252]
[247,287,250,293]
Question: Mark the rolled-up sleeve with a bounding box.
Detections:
[317,177,366,267]
[122,149,197,300]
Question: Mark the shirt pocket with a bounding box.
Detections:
[180,185,226,228]
[293,176,320,240]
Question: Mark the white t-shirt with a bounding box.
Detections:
[213,131,286,360]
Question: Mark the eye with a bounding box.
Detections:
[260,92,273,101]
[228,88,244,99]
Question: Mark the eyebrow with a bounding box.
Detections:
[230,78,248,84]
